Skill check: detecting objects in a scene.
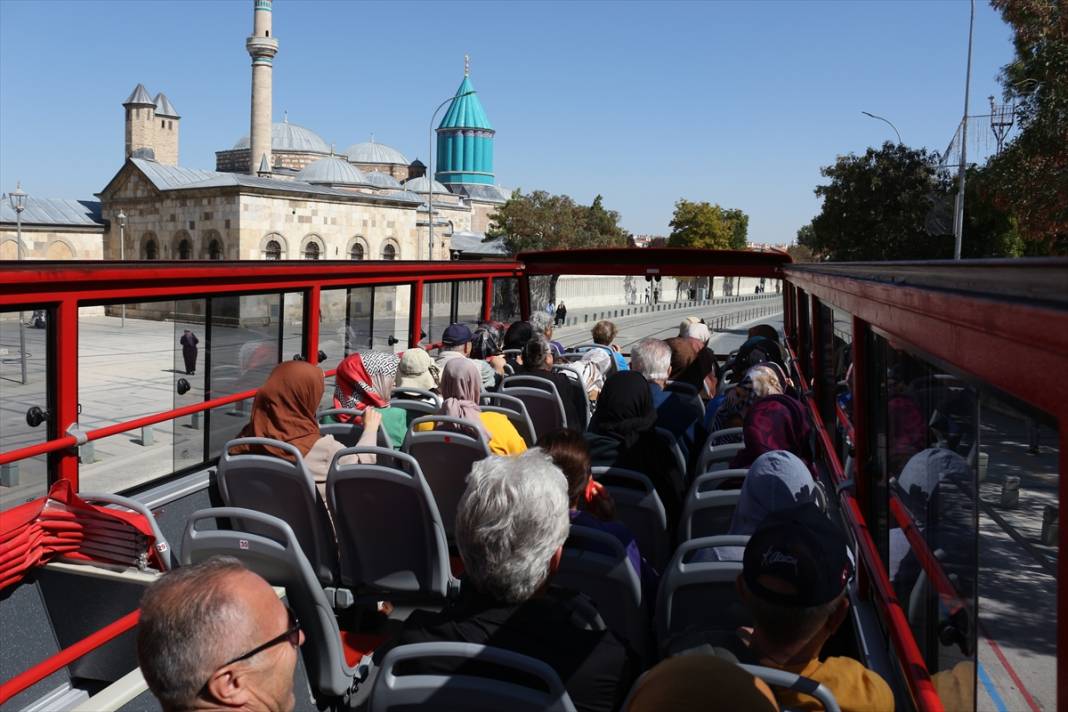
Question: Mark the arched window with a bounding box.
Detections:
[208,239,222,260]
[381,243,397,261]
[350,243,364,260]
[144,239,158,260]
[178,239,192,260]
[264,240,282,261]
[304,242,320,260]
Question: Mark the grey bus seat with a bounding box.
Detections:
[691,469,749,494]
[553,525,649,662]
[402,415,491,539]
[326,446,459,603]
[552,364,591,428]
[592,466,670,572]
[318,408,393,449]
[739,664,842,712]
[181,508,358,706]
[217,437,338,586]
[568,344,618,377]
[370,642,577,712]
[678,489,742,542]
[500,375,567,439]
[655,537,749,658]
[391,387,443,409]
[78,491,174,570]
[479,392,537,447]
[695,441,746,475]
[708,426,744,445]
[654,427,689,494]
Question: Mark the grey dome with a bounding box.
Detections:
[345,141,409,165]
[296,156,369,185]
[403,176,451,194]
[362,171,402,189]
[233,121,331,153]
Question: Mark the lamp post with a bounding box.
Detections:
[952,0,975,260]
[7,183,27,384]
[427,90,475,261]
[861,111,902,144]
[117,210,127,327]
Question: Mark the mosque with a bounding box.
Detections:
[0,0,510,263]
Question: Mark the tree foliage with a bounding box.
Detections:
[488,190,631,254]
[667,200,748,250]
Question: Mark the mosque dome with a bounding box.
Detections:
[233,120,330,153]
[296,156,368,185]
[362,171,402,189]
[345,141,409,165]
[403,176,451,194]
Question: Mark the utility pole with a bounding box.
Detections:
[952,0,975,260]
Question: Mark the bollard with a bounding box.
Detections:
[0,463,19,487]
[141,426,155,447]
[999,475,1020,508]
[977,452,988,482]
[80,440,96,464]
[191,412,202,430]
[1040,504,1059,546]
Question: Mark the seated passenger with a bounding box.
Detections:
[333,352,406,447]
[395,346,439,391]
[591,320,628,372]
[371,451,638,712]
[435,323,497,392]
[530,310,565,355]
[665,335,719,400]
[707,365,780,440]
[416,358,526,456]
[233,360,379,499]
[731,503,894,712]
[470,324,507,390]
[518,336,588,429]
[729,390,813,471]
[631,338,704,464]
[538,428,659,598]
[138,556,304,712]
[584,371,684,526]
[695,450,819,562]
[679,318,713,348]
[625,654,779,712]
[503,320,534,371]
[580,346,613,398]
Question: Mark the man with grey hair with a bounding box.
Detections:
[137,556,303,712]
[630,337,705,465]
[529,310,564,355]
[372,450,636,712]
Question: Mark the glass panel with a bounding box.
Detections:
[318,288,348,374]
[491,277,520,324]
[421,282,451,347]
[454,279,483,329]
[172,299,207,473]
[0,307,48,509]
[371,285,406,353]
[282,292,304,362]
[345,287,373,352]
[528,275,553,316]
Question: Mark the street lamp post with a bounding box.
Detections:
[952,0,976,260]
[118,210,127,327]
[427,90,475,261]
[7,183,27,384]
[861,111,902,144]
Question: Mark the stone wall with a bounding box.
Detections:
[0,226,104,260]
[215,148,327,174]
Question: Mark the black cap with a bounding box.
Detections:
[743,502,853,608]
[441,323,473,346]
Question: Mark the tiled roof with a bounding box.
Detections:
[438,76,493,131]
[124,83,154,106]
[0,196,103,227]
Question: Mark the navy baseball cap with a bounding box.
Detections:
[441,323,474,346]
[743,502,853,608]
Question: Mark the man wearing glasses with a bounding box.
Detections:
[137,557,304,712]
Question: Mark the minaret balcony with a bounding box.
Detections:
[246,36,278,59]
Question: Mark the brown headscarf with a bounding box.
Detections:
[665,336,717,394]
[232,360,324,461]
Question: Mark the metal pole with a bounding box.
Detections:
[16,208,26,384]
[118,210,126,327]
[861,111,902,144]
[953,0,975,260]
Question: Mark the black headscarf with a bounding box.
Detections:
[588,371,657,448]
[503,321,533,350]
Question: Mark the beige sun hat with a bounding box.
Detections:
[396,347,439,391]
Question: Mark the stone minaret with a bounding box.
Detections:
[123,83,157,160]
[246,0,278,175]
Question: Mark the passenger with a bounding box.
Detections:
[435,323,497,392]
[584,371,684,526]
[371,450,638,712]
[333,352,406,448]
[729,391,813,471]
[695,451,818,562]
[232,360,379,499]
[679,318,712,348]
[665,335,719,399]
[138,556,304,712]
[470,324,507,390]
[519,336,588,429]
[731,503,894,712]
[706,369,762,443]
[580,345,613,398]
[624,654,780,712]
[631,338,704,465]
[503,320,533,371]
[416,358,526,456]
[395,346,439,390]
[530,311,565,356]
[538,428,659,599]
[591,320,629,372]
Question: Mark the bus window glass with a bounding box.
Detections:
[345,287,373,352]
[282,292,304,361]
[454,279,483,328]
[421,282,451,347]
[0,307,48,509]
[317,288,347,374]
[491,277,519,324]
[371,285,405,353]
[172,299,207,474]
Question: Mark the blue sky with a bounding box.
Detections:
[0,0,1015,245]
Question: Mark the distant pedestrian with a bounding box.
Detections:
[179,330,199,375]
[546,301,555,316]
[555,301,567,326]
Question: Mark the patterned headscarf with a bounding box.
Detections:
[334,352,399,419]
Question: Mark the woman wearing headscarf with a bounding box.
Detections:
[415,358,526,456]
[395,347,440,391]
[333,351,406,447]
[696,450,819,562]
[232,360,380,498]
[584,371,684,525]
[665,336,719,400]
[706,365,782,443]
[502,320,533,372]
[728,391,813,471]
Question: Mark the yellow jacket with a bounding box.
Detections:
[414,411,527,456]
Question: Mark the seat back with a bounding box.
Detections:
[695,441,746,475]
[707,426,744,445]
[78,491,174,570]
[391,388,443,409]
[403,416,491,538]
[181,508,355,701]
[326,447,455,601]
[551,365,591,428]
[479,393,537,447]
[370,642,576,712]
[655,536,749,656]
[592,467,670,572]
[691,469,749,494]
[553,525,648,661]
[216,437,337,585]
[664,380,700,398]
[569,344,618,376]
[739,664,842,712]
[500,377,566,441]
[318,408,393,449]
[654,427,688,494]
[678,489,742,542]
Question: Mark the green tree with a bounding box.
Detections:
[488,190,630,254]
[667,200,749,250]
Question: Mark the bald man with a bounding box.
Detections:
[137,556,304,712]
